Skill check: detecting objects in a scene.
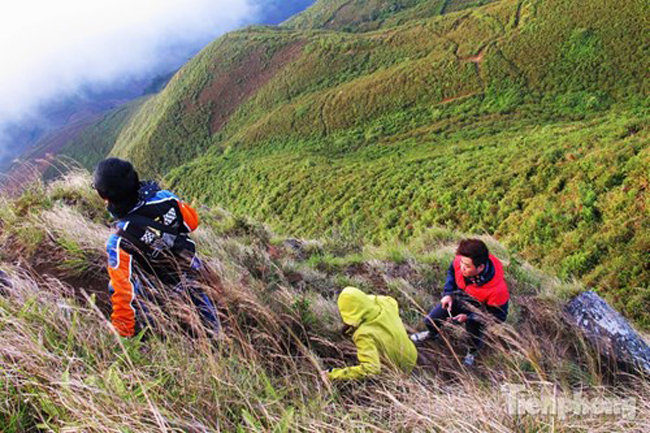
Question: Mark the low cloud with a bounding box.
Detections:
[0,0,260,125]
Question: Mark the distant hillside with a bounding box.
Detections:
[0,75,171,171]
[1,99,147,193]
[111,0,646,172]
[52,99,148,172]
[46,0,649,327]
[283,0,497,32]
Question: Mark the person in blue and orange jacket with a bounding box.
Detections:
[410,239,509,366]
[93,158,220,338]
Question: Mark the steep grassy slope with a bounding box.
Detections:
[58,0,649,326]
[1,172,648,431]
[111,30,311,174]
[167,106,649,326]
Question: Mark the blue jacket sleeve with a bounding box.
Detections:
[442,261,458,297]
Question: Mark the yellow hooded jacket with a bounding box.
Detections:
[328,287,418,380]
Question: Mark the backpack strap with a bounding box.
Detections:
[117,211,190,259]
[120,214,181,236]
[116,227,155,257]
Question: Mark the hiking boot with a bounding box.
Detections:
[463,352,477,367]
[410,331,431,343]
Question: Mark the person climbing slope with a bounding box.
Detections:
[93,158,220,338]
[322,287,417,381]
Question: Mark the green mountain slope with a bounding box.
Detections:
[168,108,648,324]
[283,0,445,31]
[62,0,648,326]
[112,0,647,173]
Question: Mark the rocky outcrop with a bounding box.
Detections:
[565,291,650,375]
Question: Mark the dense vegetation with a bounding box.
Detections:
[49,0,648,327]
[167,102,649,327]
[0,172,647,431]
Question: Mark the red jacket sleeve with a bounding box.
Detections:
[179,201,199,232]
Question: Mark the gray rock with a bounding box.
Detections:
[565,291,650,375]
[0,269,12,295]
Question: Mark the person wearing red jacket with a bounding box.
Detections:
[411,239,509,366]
[93,158,220,339]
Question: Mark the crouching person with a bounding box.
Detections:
[93,158,220,339]
[411,239,509,366]
[322,287,417,381]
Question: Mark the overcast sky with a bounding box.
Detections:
[0,0,305,127]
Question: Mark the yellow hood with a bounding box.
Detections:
[329,287,418,380]
[337,287,381,327]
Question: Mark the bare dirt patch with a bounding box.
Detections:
[462,47,486,64]
[197,40,306,134]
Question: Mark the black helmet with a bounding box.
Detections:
[93,158,140,204]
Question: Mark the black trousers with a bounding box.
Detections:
[424,297,508,353]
